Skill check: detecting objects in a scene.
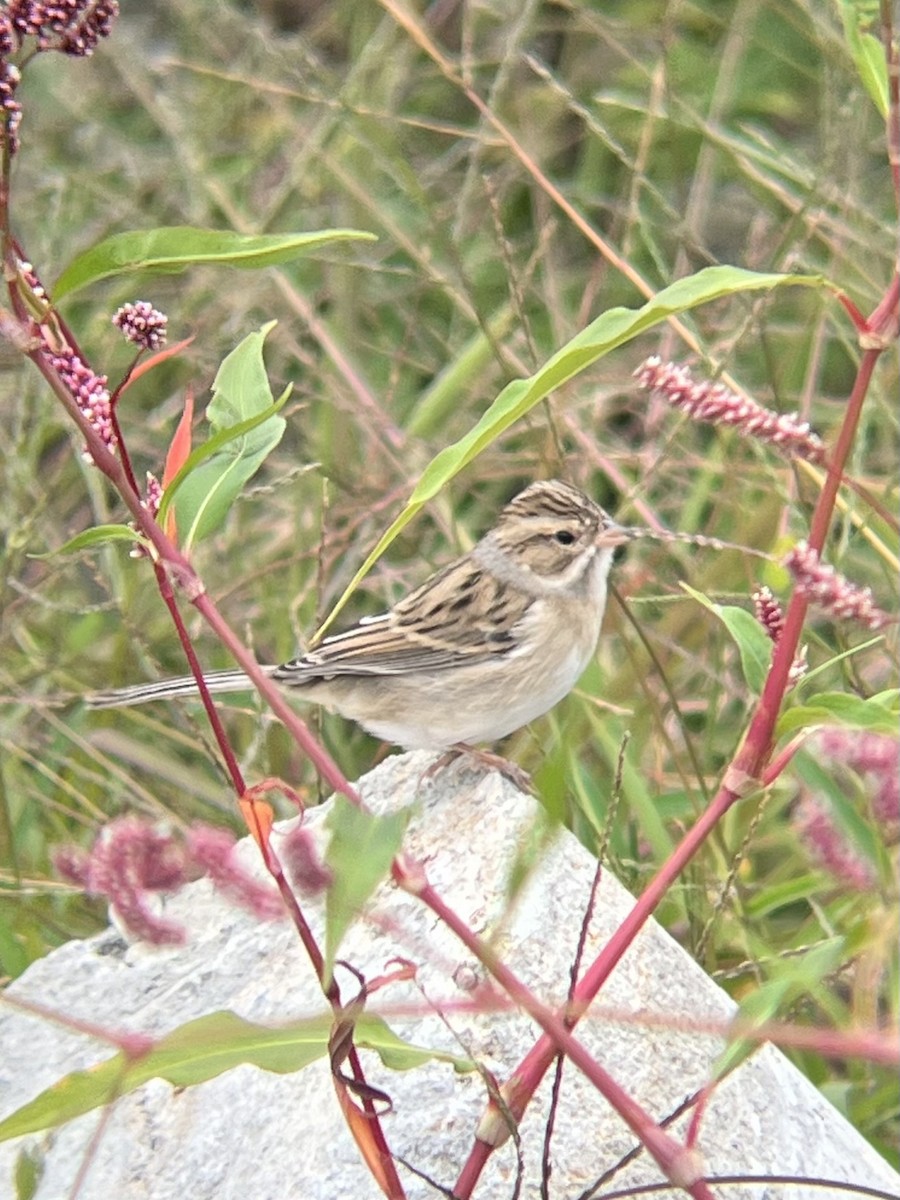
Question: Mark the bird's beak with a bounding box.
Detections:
[596,521,642,548]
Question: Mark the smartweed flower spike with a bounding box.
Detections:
[186,826,285,921]
[794,729,900,888]
[130,472,163,557]
[752,585,785,642]
[635,357,826,463]
[53,817,188,945]
[794,796,875,891]
[751,585,808,684]
[817,729,899,837]
[113,301,168,351]
[53,816,282,945]
[142,471,162,518]
[5,0,119,56]
[784,542,893,631]
[1,3,119,152]
[1,12,19,155]
[9,258,118,457]
[45,343,116,454]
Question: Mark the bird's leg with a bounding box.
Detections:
[422,744,534,794]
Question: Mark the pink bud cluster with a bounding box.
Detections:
[281,824,333,895]
[130,472,163,557]
[1,2,118,153]
[0,56,20,153]
[187,825,285,921]
[794,796,875,891]
[752,585,784,641]
[4,0,118,56]
[817,728,899,835]
[45,344,117,455]
[751,585,807,684]
[783,542,893,631]
[54,816,284,945]
[793,729,899,889]
[635,357,826,463]
[142,471,162,518]
[113,301,168,351]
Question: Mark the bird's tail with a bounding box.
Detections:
[87,667,277,709]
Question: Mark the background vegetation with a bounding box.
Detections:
[1,0,896,1170]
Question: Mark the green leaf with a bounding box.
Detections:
[776,691,899,737]
[714,938,846,1078]
[680,583,772,694]
[356,1013,473,1074]
[323,796,410,985]
[744,873,824,919]
[319,265,823,635]
[171,323,287,552]
[157,388,292,531]
[838,1,888,118]
[14,1145,43,1200]
[29,525,142,557]
[0,1010,469,1143]
[53,227,377,298]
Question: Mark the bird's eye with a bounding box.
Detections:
[553,529,576,546]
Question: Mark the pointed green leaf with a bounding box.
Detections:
[14,1144,43,1200]
[714,938,847,1078]
[319,265,824,635]
[324,796,410,984]
[777,691,899,737]
[170,323,287,551]
[838,1,888,117]
[680,583,772,694]
[54,227,377,298]
[0,1009,469,1143]
[29,525,142,557]
[157,388,292,531]
[355,1013,473,1074]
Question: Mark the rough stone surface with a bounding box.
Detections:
[1,752,897,1199]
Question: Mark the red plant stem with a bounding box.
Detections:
[151,559,246,796]
[400,874,714,1200]
[11,307,404,1179]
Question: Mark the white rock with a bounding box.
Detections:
[1,752,896,1199]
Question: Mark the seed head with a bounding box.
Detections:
[635,357,826,463]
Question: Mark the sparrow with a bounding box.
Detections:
[89,480,632,753]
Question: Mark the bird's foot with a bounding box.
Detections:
[423,743,534,794]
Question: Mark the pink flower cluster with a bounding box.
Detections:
[751,585,808,684]
[4,0,118,56]
[45,344,117,455]
[0,57,20,153]
[1,1,118,153]
[142,471,163,518]
[54,816,284,945]
[113,301,168,352]
[635,356,826,463]
[281,824,333,895]
[752,584,784,642]
[817,728,899,835]
[794,795,875,891]
[794,729,899,889]
[783,542,893,631]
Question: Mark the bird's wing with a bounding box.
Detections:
[272,557,534,681]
